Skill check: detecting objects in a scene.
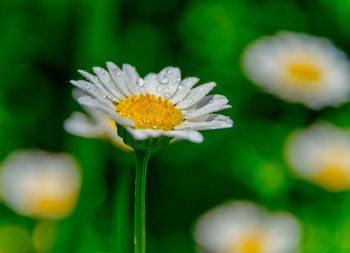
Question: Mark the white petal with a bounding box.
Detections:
[106,61,132,97]
[70,80,103,99]
[77,94,113,109]
[126,128,203,143]
[169,77,199,105]
[167,130,204,143]
[175,82,216,109]
[144,67,181,99]
[71,88,86,100]
[64,112,102,138]
[122,64,144,95]
[93,67,125,100]
[184,95,231,119]
[78,70,117,101]
[175,114,233,130]
[77,96,134,126]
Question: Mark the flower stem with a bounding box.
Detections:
[134,149,151,253]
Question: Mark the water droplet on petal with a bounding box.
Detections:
[167,69,172,74]
[158,74,169,84]
[209,99,213,103]
[137,78,144,87]
[157,86,162,92]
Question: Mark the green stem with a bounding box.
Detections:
[134,150,151,253]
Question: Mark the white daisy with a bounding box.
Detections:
[242,31,350,109]
[284,122,350,192]
[194,201,301,253]
[69,62,233,145]
[0,150,81,220]
[64,96,133,151]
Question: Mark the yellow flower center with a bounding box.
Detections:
[240,236,263,253]
[116,93,183,131]
[288,63,320,82]
[312,148,350,191]
[313,166,350,191]
[34,192,79,218]
[226,235,263,253]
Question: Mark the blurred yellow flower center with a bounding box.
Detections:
[312,148,350,191]
[288,63,320,82]
[240,237,263,253]
[34,193,79,217]
[116,93,183,131]
[226,235,263,253]
[313,166,350,191]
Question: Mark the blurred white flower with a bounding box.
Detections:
[242,31,350,109]
[64,107,133,151]
[285,123,350,192]
[70,62,233,144]
[0,150,81,220]
[194,201,300,253]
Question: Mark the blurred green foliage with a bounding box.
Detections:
[1,0,350,252]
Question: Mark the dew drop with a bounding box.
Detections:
[85,84,91,90]
[209,99,213,103]
[158,74,169,84]
[167,69,173,74]
[157,86,162,92]
[137,78,144,87]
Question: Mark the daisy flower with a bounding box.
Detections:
[242,31,350,109]
[70,62,232,147]
[64,105,132,151]
[69,62,233,253]
[194,201,301,253]
[0,150,81,220]
[284,123,350,192]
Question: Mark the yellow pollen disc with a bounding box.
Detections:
[313,166,350,192]
[34,193,79,217]
[226,235,263,253]
[116,93,183,131]
[288,63,320,82]
[240,237,263,253]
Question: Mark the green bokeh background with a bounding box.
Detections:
[1,0,350,252]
